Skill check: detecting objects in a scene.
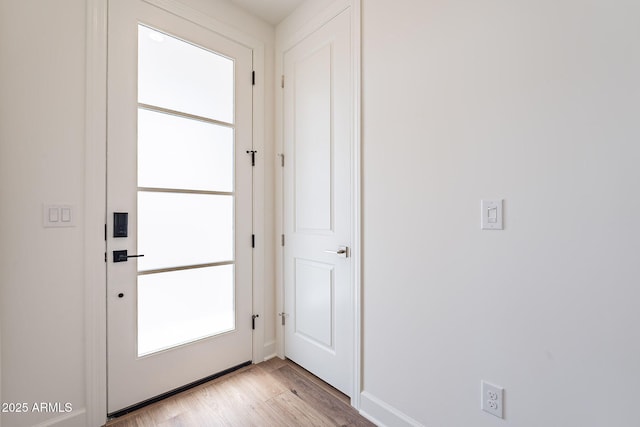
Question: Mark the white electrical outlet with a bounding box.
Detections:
[481,381,503,418]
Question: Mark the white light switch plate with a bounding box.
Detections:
[481,200,503,230]
[43,204,76,228]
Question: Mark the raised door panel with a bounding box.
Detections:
[294,259,334,350]
[294,45,333,234]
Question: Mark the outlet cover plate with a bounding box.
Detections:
[481,380,503,418]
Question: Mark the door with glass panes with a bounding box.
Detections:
[106,0,253,414]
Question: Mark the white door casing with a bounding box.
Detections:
[282,8,354,397]
[106,0,253,414]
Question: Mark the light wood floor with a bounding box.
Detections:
[106,358,376,426]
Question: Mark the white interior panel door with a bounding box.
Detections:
[107,0,253,414]
[283,9,353,397]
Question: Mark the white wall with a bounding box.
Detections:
[0,0,275,426]
[1,1,87,426]
[361,0,640,426]
[275,0,335,43]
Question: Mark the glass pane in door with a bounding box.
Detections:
[137,192,234,271]
[138,108,234,192]
[138,265,235,356]
[138,25,234,123]
[137,24,237,355]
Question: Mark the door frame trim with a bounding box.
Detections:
[275,0,362,409]
[85,2,108,425]
[84,1,267,424]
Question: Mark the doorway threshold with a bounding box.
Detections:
[107,360,252,419]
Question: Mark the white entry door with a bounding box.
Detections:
[283,9,354,397]
[106,0,253,415]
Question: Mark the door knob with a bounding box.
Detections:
[113,250,145,263]
[324,246,349,258]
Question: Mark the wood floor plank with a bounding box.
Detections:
[266,390,336,427]
[224,363,289,402]
[106,359,375,427]
[270,365,375,427]
[257,356,289,372]
[285,359,351,405]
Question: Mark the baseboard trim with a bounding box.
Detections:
[31,408,87,427]
[359,391,423,427]
[263,340,276,361]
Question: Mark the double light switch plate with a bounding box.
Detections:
[43,204,76,228]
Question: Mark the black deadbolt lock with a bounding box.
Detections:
[113,212,128,238]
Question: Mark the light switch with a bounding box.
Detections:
[488,207,498,223]
[44,204,76,228]
[61,207,71,222]
[48,207,60,223]
[481,200,503,230]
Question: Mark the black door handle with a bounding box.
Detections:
[113,250,145,263]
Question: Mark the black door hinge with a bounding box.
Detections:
[281,234,285,246]
[252,314,259,330]
[246,150,257,166]
[252,71,255,86]
[252,234,255,248]
[104,224,107,241]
